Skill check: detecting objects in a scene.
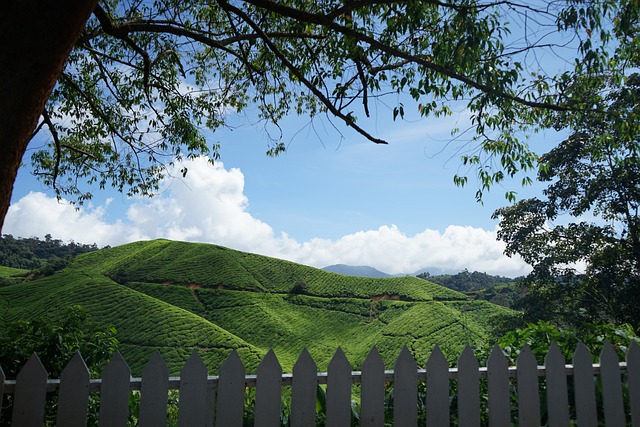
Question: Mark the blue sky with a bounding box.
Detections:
[6,97,561,277]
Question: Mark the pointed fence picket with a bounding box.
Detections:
[290,348,317,427]
[425,345,449,426]
[600,342,625,426]
[1,340,639,426]
[545,341,570,426]
[139,350,169,426]
[99,351,131,427]
[487,345,509,427]
[326,347,352,426]
[457,345,480,426]
[254,349,282,427]
[216,350,245,427]
[516,345,540,427]
[360,347,385,426]
[56,351,90,427]
[178,350,208,427]
[12,353,47,426]
[574,342,598,427]
[394,346,418,426]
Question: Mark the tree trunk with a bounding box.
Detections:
[0,0,98,233]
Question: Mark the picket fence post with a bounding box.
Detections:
[516,345,540,427]
[360,346,385,426]
[425,344,449,426]
[574,342,598,427]
[216,350,246,427]
[545,342,569,426]
[457,345,480,426]
[289,348,317,426]
[254,348,282,427]
[326,347,352,426]
[487,345,509,427]
[99,351,131,427]
[12,353,47,426]
[600,341,625,426]
[178,350,208,427]
[394,346,418,426]
[139,350,169,426]
[56,351,90,427]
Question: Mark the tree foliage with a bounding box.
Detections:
[7,0,635,213]
[494,74,640,328]
[418,269,516,292]
[0,234,100,270]
[0,305,118,379]
[0,305,118,425]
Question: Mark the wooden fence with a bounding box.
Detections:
[1,341,639,426]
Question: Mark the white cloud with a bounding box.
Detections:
[3,192,143,247]
[5,156,530,277]
[279,224,529,277]
[125,158,275,249]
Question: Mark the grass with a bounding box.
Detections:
[0,266,28,288]
[71,239,465,301]
[1,239,512,375]
[0,270,263,374]
[0,266,29,278]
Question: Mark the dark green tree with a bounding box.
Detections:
[0,305,118,424]
[0,305,118,378]
[494,74,640,328]
[2,0,640,232]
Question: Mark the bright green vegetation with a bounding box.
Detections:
[0,270,263,374]
[0,265,28,288]
[0,239,512,375]
[0,265,28,278]
[0,234,99,269]
[73,239,463,301]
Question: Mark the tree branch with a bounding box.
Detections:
[243,0,572,112]
[41,108,62,191]
[93,4,152,91]
[217,0,389,144]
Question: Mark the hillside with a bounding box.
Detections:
[0,265,28,287]
[0,239,513,375]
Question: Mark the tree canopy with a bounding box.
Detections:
[494,73,640,328]
[2,0,639,231]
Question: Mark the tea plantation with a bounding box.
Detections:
[0,239,512,374]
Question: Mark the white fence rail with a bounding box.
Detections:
[1,341,639,426]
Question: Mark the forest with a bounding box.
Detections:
[0,234,100,270]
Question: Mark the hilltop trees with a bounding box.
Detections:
[494,74,640,328]
[0,234,99,270]
[1,1,639,232]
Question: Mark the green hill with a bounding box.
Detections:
[0,239,513,375]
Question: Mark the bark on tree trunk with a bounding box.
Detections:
[0,0,98,233]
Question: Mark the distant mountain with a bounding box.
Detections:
[322,264,392,278]
[321,264,459,278]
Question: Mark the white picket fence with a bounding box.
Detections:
[1,341,639,426]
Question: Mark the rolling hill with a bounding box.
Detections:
[0,239,513,375]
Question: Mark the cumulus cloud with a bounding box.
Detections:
[5,157,531,277]
[4,192,143,247]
